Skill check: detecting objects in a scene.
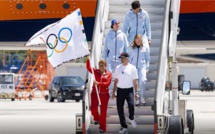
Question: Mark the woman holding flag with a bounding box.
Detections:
[86,56,112,133]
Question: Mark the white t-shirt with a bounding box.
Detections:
[114,63,138,88]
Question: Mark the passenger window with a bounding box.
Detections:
[55,78,60,85]
[52,78,56,84]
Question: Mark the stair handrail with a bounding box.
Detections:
[155,0,181,126]
[23,56,41,88]
[82,0,109,133]
[15,56,29,83]
[169,0,181,57]
[154,0,171,119]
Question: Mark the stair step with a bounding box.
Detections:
[104,29,162,38]
[145,89,156,98]
[108,97,154,106]
[146,80,156,89]
[109,0,166,7]
[147,71,157,80]
[88,124,154,134]
[150,64,158,72]
[107,106,153,115]
[151,55,159,64]
[108,14,164,24]
[110,6,165,15]
[106,115,154,124]
[150,47,160,56]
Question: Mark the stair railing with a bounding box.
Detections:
[82,0,109,133]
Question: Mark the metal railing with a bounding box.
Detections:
[82,0,109,133]
[154,0,181,132]
[155,0,182,114]
[155,0,171,116]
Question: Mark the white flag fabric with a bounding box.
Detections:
[25,8,90,68]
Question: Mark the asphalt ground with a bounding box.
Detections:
[180,90,215,134]
[0,90,214,134]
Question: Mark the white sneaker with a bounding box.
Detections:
[118,128,128,134]
[128,118,137,128]
[141,97,146,104]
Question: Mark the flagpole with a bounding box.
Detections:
[89,56,101,106]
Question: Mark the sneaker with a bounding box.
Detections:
[128,118,137,128]
[135,103,141,106]
[141,98,146,104]
[118,128,128,134]
[99,128,104,133]
[135,104,140,106]
[94,121,99,125]
[140,102,146,106]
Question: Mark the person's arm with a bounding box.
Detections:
[133,79,139,100]
[145,12,151,42]
[98,73,112,87]
[122,13,129,34]
[132,67,139,99]
[112,78,118,100]
[86,57,94,74]
[133,79,138,93]
[102,35,109,60]
[145,47,150,71]
[132,66,139,92]
[129,49,133,63]
[123,34,129,53]
[112,67,119,99]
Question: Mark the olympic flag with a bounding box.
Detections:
[25,8,90,68]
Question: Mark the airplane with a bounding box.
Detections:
[177,0,215,58]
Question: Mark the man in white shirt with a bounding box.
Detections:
[112,52,139,134]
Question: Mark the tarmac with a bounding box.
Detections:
[180,90,215,134]
[0,90,214,134]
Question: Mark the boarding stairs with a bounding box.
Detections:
[15,51,54,99]
[86,0,167,133]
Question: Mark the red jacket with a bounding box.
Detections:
[86,59,112,93]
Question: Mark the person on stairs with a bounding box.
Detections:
[103,19,129,74]
[129,34,150,106]
[122,0,151,48]
[112,52,139,134]
[86,56,112,133]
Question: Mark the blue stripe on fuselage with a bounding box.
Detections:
[0,17,95,41]
[178,12,215,40]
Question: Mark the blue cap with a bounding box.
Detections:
[111,19,119,25]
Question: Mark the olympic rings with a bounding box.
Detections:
[58,27,72,43]
[39,37,53,57]
[46,34,58,49]
[54,37,68,53]
[39,27,72,57]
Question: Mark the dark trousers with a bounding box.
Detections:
[116,87,134,128]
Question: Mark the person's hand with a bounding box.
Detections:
[93,80,99,85]
[135,92,139,100]
[148,40,151,46]
[87,55,90,60]
[146,70,149,74]
[112,92,116,100]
